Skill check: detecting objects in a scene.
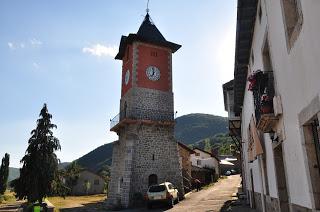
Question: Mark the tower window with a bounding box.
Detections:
[151,51,157,57]
[126,47,129,61]
[281,0,303,51]
[152,154,155,160]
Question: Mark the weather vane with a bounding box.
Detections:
[146,0,150,13]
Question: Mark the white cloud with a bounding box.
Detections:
[33,62,40,69]
[30,38,42,46]
[7,42,14,49]
[82,44,117,58]
[20,43,25,48]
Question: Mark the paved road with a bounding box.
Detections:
[168,175,241,212]
[118,174,241,212]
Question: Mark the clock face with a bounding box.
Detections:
[146,66,160,81]
[125,70,130,85]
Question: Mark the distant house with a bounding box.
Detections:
[177,142,195,193]
[218,155,240,175]
[190,148,220,184]
[71,170,105,195]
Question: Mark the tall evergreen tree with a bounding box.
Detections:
[13,104,61,203]
[0,153,10,194]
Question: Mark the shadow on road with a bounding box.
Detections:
[220,199,256,212]
[59,200,107,212]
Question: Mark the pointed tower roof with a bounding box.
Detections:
[115,13,181,60]
[136,13,166,43]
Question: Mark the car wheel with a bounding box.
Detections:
[175,193,179,203]
[168,197,174,208]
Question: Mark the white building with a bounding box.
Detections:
[190,148,220,177]
[223,1,320,211]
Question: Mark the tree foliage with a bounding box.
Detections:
[64,161,82,194]
[191,133,234,155]
[0,153,10,194]
[13,104,61,203]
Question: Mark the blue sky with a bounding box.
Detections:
[0,1,237,167]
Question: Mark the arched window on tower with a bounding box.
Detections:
[148,174,158,187]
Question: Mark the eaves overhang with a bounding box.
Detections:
[234,0,258,114]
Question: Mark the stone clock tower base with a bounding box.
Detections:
[107,124,183,208]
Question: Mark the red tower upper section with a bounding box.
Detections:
[115,13,181,96]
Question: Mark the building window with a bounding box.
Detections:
[94,179,100,185]
[197,160,201,166]
[251,51,254,65]
[280,0,303,51]
[259,4,262,23]
[152,154,155,160]
[195,153,200,156]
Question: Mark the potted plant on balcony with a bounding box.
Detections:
[260,92,273,114]
[247,70,262,91]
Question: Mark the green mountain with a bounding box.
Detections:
[76,142,113,172]
[8,167,20,182]
[75,113,229,172]
[58,162,71,170]
[174,113,228,145]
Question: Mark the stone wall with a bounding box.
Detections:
[107,123,183,208]
[265,195,280,212]
[129,124,184,204]
[120,87,174,114]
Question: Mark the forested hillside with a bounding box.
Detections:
[8,167,20,182]
[175,113,228,145]
[76,142,113,172]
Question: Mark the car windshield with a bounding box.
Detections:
[149,185,166,192]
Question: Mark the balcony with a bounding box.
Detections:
[229,116,241,138]
[110,107,174,132]
[251,71,279,132]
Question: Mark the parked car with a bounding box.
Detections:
[146,182,179,208]
[225,170,231,176]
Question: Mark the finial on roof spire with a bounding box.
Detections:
[146,0,150,13]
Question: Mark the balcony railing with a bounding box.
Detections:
[252,71,279,132]
[110,107,174,130]
[252,71,275,123]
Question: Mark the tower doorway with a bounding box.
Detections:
[148,174,158,187]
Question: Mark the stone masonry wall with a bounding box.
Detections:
[120,87,174,113]
[107,138,134,208]
[129,124,184,203]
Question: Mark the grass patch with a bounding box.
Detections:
[0,190,16,204]
[47,194,106,211]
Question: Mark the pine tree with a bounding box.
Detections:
[0,153,10,195]
[13,104,61,203]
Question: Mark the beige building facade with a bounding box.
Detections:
[72,170,105,195]
[224,0,320,211]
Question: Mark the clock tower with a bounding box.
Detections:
[107,13,183,208]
